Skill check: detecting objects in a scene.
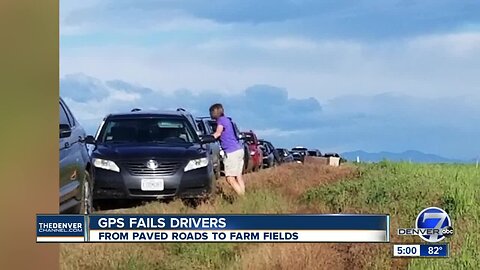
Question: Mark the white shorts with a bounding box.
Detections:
[224,149,244,177]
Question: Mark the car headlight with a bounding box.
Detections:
[93,158,120,172]
[184,157,209,172]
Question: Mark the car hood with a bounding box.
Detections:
[92,143,206,160]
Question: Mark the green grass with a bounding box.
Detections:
[302,161,480,269]
[61,162,480,269]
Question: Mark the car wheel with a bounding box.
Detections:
[80,170,93,214]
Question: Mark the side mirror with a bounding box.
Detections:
[85,135,96,145]
[59,124,72,138]
[200,135,216,144]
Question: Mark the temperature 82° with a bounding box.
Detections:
[428,246,443,255]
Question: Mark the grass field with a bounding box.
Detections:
[60,160,480,270]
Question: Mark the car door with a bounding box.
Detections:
[267,143,275,163]
[59,100,84,212]
[199,119,220,169]
[204,120,221,164]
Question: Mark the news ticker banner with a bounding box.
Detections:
[393,244,449,258]
[37,214,389,243]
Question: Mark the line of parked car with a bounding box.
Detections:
[59,97,339,214]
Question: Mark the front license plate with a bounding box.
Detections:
[141,179,164,191]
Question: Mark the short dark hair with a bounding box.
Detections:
[209,103,224,117]
[209,103,223,112]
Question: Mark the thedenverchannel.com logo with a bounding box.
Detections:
[397,207,454,243]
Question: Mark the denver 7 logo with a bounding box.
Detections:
[416,207,452,242]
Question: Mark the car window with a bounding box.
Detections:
[62,102,76,127]
[243,133,255,144]
[260,142,270,153]
[204,121,212,133]
[99,118,197,144]
[269,144,275,152]
[196,120,206,134]
[208,120,217,132]
[60,102,70,126]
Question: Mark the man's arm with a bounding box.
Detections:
[213,124,223,139]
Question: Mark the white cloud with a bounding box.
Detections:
[110,90,141,101]
[254,128,304,138]
[408,32,480,57]
[61,30,480,103]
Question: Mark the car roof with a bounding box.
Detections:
[106,110,190,119]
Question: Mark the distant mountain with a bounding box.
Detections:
[341,150,467,163]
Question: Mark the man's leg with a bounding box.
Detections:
[226,176,243,195]
[224,154,241,194]
[235,175,245,195]
[235,149,246,195]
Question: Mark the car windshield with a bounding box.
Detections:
[292,148,307,152]
[242,133,255,144]
[98,118,197,144]
[308,151,317,156]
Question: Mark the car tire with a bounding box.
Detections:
[184,174,216,207]
[79,170,93,214]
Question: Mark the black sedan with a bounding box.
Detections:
[85,109,216,202]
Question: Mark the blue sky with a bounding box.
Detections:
[60,0,480,159]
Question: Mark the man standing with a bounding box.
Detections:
[209,103,245,196]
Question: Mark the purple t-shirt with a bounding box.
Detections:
[217,116,242,153]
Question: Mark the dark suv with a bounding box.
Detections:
[276,148,294,163]
[59,98,93,214]
[85,110,216,201]
[259,139,280,168]
[308,149,322,157]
